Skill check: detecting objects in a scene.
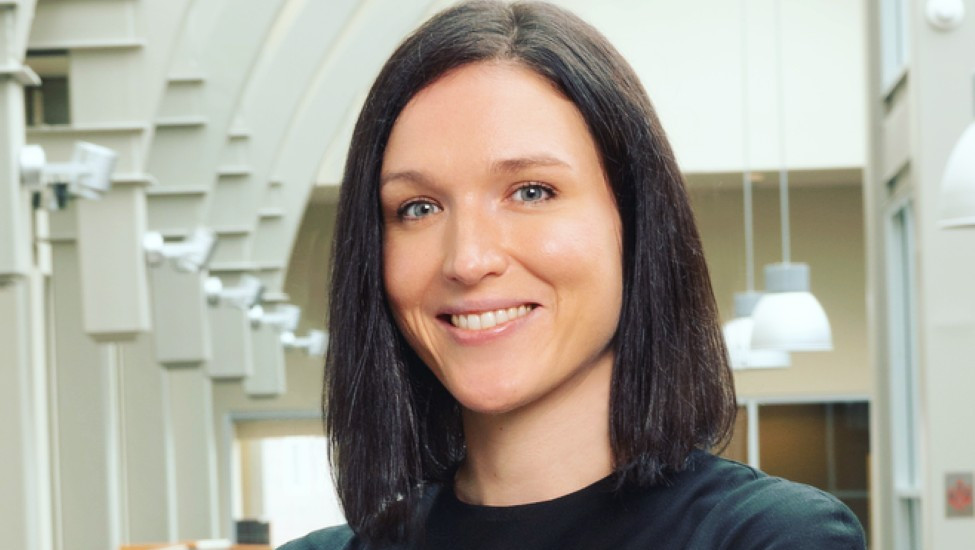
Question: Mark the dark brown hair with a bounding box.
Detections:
[324,1,736,544]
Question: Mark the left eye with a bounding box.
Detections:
[512,184,554,203]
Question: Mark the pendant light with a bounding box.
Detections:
[750,0,833,352]
[722,0,791,369]
[939,74,975,228]
[725,292,792,369]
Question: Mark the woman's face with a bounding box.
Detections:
[380,62,623,416]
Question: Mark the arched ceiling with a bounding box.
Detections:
[140,0,442,299]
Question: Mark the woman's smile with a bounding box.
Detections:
[446,303,537,331]
[380,61,623,415]
[438,302,541,347]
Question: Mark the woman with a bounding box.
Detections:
[284,1,865,548]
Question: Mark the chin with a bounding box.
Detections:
[460,400,522,416]
[451,382,528,416]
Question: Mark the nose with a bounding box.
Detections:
[442,206,509,286]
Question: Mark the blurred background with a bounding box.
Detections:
[1,0,973,548]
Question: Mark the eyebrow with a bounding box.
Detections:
[489,154,572,174]
[380,154,572,187]
[379,169,431,188]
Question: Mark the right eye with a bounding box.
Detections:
[398,199,442,220]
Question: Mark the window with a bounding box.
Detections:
[233,419,345,547]
[722,399,872,544]
[758,402,871,536]
[24,51,70,126]
[879,0,910,94]
[886,201,922,550]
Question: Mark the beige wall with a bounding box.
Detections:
[690,178,871,398]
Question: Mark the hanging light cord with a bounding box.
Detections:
[775,0,791,264]
[741,0,755,291]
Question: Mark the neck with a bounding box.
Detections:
[453,353,614,506]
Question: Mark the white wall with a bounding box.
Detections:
[863,0,975,547]
[426,0,867,174]
[908,5,975,547]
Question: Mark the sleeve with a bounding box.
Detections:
[689,477,866,550]
[278,524,356,550]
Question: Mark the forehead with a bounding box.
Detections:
[404,60,566,116]
[381,61,600,177]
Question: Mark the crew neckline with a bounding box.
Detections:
[432,450,710,523]
[439,472,619,522]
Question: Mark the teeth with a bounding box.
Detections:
[450,305,534,331]
[481,311,496,329]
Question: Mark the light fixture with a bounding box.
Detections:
[143,227,217,272]
[721,0,791,369]
[925,0,966,30]
[204,274,264,309]
[939,74,975,228]
[281,329,329,357]
[751,263,832,351]
[751,0,832,352]
[939,122,975,227]
[724,292,792,369]
[249,304,301,332]
[19,141,118,209]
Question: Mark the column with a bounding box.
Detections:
[48,237,124,550]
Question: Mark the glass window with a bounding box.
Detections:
[880,0,910,94]
[24,51,71,126]
[234,418,345,547]
[757,402,871,542]
[725,399,872,544]
[886,202,922,550]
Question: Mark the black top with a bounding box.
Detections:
[280,451,865,550]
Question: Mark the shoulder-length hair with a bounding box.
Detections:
[325,0,736,544]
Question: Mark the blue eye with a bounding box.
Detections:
[512,183,554,203]
[398,200,441,220]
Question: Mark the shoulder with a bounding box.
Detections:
[278,484,443,550]
[683,453,866,549]
[278,524,355,550]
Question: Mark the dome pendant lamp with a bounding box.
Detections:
[721,0,790,369]
[939,74,975,228]
[725,292,792,369]
[750,0,833,352]
[751,263,832,351]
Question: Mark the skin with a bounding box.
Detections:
[380,61,623,506]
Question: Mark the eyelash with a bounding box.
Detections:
[396,198,441,221]
[394,182,557,221]
[511,182,556,204]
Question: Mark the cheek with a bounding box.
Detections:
[383,229,449,354]
[383,235,428,315]
[517,205,624,346]
[523,213,623,289]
